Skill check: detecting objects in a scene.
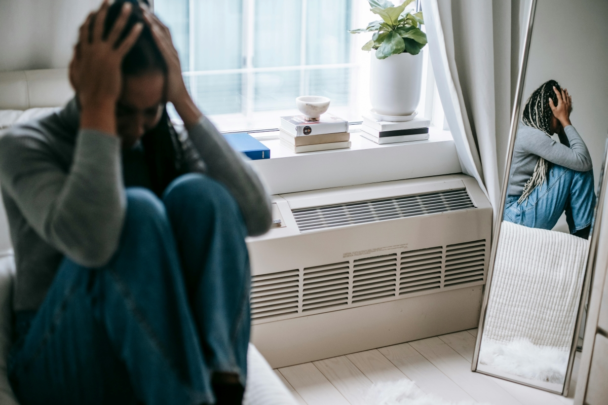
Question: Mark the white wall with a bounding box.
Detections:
[0,0,99,72]
[521,0,608,180]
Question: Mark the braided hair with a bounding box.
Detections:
[518,79,561,203]
[103,0,203,196]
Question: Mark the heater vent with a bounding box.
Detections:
[399,247,443,295]
[444,240,486,287]
[352,254,397,304]
[251,239,488,322]
[293,189,475,232]
[302,261,349,312]
[251,269,299,320]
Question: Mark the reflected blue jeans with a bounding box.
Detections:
[503,164,596,233]
[8,174,251,405]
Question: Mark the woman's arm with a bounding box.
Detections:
[0,2,144,267]
[0,126,125,267]
[520,125,592,172]
[145,10,272,236]
[521,86,592,172]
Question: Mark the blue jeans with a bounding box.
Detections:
[8,174,251,405]
[503,164,596,233]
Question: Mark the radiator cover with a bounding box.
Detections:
[247,174,492,367]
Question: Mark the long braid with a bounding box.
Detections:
[518,80,561,203]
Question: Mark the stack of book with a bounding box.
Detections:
[361,114,431,144]
[279,115,350,153]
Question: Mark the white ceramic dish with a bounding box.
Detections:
[296,96,330,121]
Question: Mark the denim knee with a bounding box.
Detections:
[163,174,241,220]
[125,188,166,224]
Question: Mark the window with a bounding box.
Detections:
[154,0,444,134]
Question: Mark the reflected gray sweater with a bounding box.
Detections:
[507,123,592,196]
[0,99,272,312]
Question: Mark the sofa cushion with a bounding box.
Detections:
[0,253,18,405]
[0,111,23,131]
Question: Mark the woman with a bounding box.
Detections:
[504,80,595,239]
[0,1,272,404]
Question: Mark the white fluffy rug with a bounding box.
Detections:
[478,338,569,384]
[366,380,489,405]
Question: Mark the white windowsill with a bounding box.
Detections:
[249,126,462,195]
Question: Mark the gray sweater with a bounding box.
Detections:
[507,123,592,196]
[0,99,272,312]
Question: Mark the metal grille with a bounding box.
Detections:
[250,239,487,322]
[352,254,397,303]
[302,261,349,312]
[251,269,299,320]
[292,189,475,232]
[444,240,486,287]
[400,246,443,295]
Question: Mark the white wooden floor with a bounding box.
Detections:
[274,329,579,405]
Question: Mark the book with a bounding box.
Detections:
[361,126,429,138]
[362,115,431,132]
[360,130,429,144]
[279,129,350,146]
[281,139,352,153]
[223,132,270,160]
[280,114,349,137]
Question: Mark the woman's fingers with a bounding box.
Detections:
[107,2,132,46]
[79,12,94,45]
[549,97,557,111]
[553,86,563,105]
[92,0,110,42]
[117,22,143,55]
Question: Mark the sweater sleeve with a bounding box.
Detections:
[520,125,593,172]
[0,128,126,267]
[186,117,272,236]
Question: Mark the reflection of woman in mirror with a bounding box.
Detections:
[504,80,595,239]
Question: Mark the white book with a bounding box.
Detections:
[362,115,431,132]
[281,139,352,153]
[360,130,429,145]
[280,114,349,136]
[360,125,429,139]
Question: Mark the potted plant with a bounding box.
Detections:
[350,0,427,118]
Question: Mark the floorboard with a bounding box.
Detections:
[274,370,308,405]
[439,331,573,405]
[278,363,350,405]
[274,329,578,405]
[378,342,475,403]
[313,356,373,405]
[409,337,522,405]
[346,349,412,385]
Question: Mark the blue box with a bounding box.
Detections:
[223,132,271,160]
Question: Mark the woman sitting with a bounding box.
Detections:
[503,80,595,239]
[0,1,271,404]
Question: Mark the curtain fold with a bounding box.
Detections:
[422,0,523,215]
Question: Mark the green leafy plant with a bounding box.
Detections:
[350,0,427,60]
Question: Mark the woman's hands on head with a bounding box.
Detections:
[70,0,142,135]
[549,86,572,128]
[142,6,203,129]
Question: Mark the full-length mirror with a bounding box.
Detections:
[473,0,608,394]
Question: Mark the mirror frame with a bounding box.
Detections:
[471,0,606,395]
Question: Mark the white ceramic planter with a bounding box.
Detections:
[370,52,423,117]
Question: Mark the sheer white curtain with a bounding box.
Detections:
[422,0,528,214]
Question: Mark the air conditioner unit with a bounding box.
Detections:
[247,174,492,368]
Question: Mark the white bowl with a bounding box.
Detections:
[296,96,330,121]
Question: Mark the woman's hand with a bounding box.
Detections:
[142,7,202,128]
[70,0,142,134]
[549,86,573,128]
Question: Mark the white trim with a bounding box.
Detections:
[250,128,459,195]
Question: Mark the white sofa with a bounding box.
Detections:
[0,68,296,405]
